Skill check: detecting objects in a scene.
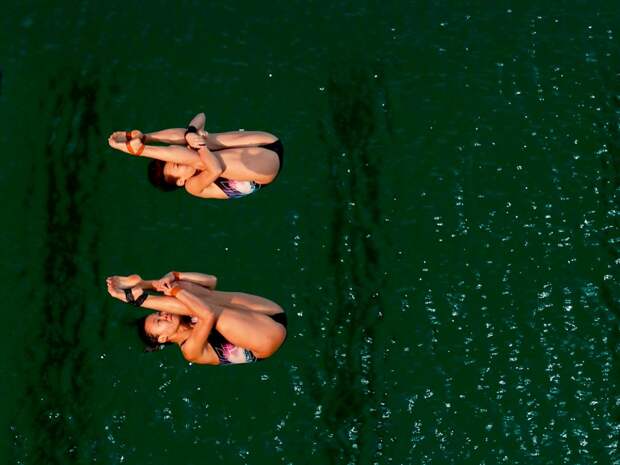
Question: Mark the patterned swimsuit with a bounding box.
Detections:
[208,328,257,364]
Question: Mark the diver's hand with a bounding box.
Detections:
[154,272,175,293]
[160,283,178,296]
[185,133,207,149]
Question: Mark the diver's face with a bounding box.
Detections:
[144,312,181,343]
[163,162,195,186]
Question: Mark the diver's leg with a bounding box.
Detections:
[142,112,206,144]
[206,131,277,150]
[108,137,203,167]
[109,129,186,145]
[213,306,286,358]
[144,128,187,144]
[211,146,280,183]
[206,291,284,315]
[105,280,192,317]
[188,112,206,132]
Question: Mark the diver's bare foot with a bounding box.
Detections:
[106,281,143,303]
[108,134,145,154]
[110,130,144,142]
[106,281,125,300]
[129,129,144,140]
[106,274,141,289]
[108,135,124,151]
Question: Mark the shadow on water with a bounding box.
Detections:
[304,64,390,464]
[598,69,620,457]
[10,71,105,464]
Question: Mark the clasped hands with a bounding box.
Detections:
[184,131,209,150]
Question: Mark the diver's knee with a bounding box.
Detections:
[256,328,286,358]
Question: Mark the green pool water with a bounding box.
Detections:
[1,1,619,464]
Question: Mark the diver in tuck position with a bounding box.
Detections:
[107,112,283,199]
[106,272,287,365]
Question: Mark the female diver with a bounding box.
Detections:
[107,112,283,199]
[106,271,287,365]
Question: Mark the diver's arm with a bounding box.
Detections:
[180,311,218,364]
[135,145,204,169]
[168,287,219,363]
[158,271,217,289]
[167,288,215,318]
[139,294,193,316]
[184,147,224,194]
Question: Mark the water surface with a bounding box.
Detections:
[1,2,619,464]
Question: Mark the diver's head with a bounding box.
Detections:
[136,312,182,351]
[147,160,195,191]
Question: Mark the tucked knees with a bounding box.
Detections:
[254,323,287,358]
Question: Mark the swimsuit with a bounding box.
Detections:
[207,329,258,364]
[212,139,284,199]
[208,312,288,365]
